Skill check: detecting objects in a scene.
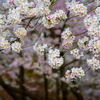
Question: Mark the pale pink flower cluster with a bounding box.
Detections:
[88,25,100,38]
[28,4,50,16]
[0,30,11,38]
[87,57,100,70]
[48,48,63,69]
[3,0,51,24]
[11,42,22,53]
[3,0,28,7]
[7,8,21,25]
[42,10,67,28]
[66,0,87,17]
[19,2,29,14]
[78,36,89,50]
[28,8,39,17]
[88,37,100,54]
[39,6,50,15]
[33,43,47,56]
[70,48,84,59]
[84,15,99,28]
[61,28,75,48]
[28,0,51,16]
[15,27,27,38]
[83,11,100,55]
[65,67,85,82]
[34,0,51,7]
[0,38,10,50]
[95,7,100,20]
[0,14,6,31]
[83,12,100,54]
[14,0,28,6]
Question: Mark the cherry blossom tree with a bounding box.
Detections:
[0,0,100,100]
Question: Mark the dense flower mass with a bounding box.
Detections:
[66,0,87,17]
[33,43,47,56]
[0,14,6,31]
[48,48,63,69]
[65,67,85,82]
[15,27,27,38]
[7,8,21,25]
[42,10,67,28]
[87,57,100,70]
[78,36,89,50]
[95,7,100,20]
[84,15,99,28]
[88,37,100,54]
[84,15,100,38]
[88,25,100,38]
[61,28,75,48]
[70,48,84,59]
[0,38,10,50]
[0,0,100,85]
[14,0,28,6]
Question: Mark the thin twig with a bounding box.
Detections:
[62,45,78,58]
[22,27,44,48]
[85,67,91,73]
[74,30,88,36]
[49,0,60,9]
[25,17,34,29]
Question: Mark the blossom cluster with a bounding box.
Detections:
[87,57,100,70]
[15,27,27,38]
[28,1,50,16]
[61,28,75,48]
[95,7,100,20]
[0,30,11,38]
[3,0,51,26]
[84,13,100,38]
[0,38,10,51]
[70,48,84,59]
[42,10,67,28]
[11,42,22,53]
[88,25,100,38]
[65,67,85,82]
[83,11,100,54]
[33,43,47,56]
[7,8,21,25]
[0,14,6,31]
[66,0,87,17]
[48,48,63,69]
[78,36,89,50]
[84,15,99,29]
[88,37,100,54]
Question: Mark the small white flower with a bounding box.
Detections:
[66,0,87,17]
